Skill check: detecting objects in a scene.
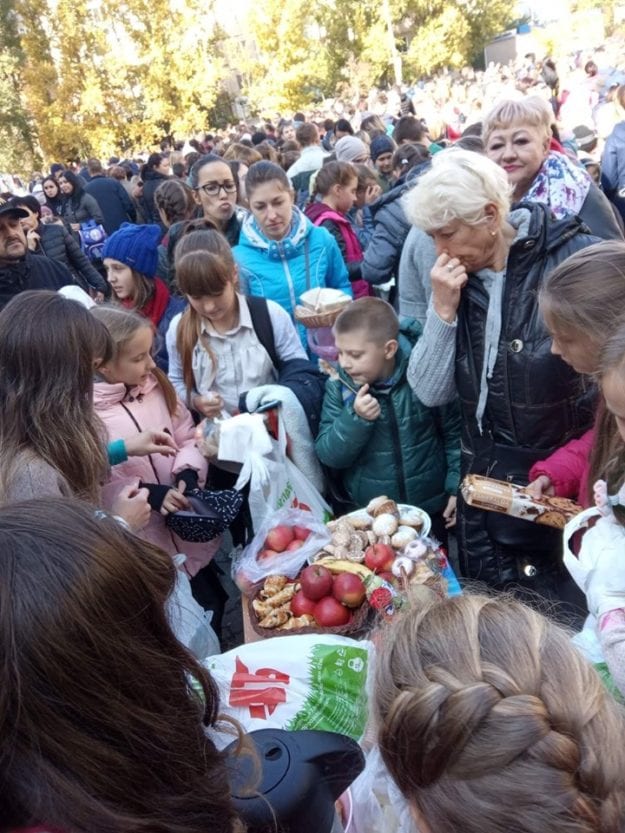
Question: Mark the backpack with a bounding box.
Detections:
[246,295,280,368]
[79,219,107,261]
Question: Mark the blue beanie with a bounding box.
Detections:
[101,223,161,278]
[370,134,395,161]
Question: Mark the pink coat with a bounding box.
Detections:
[94,374,218,575]
[528,428,594,507]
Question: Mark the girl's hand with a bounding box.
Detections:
[443,495,457,528]
[26,228,40,251]
[161,487,190,516]
[365,183,382,204]
[193,392,224,419]
[112,483,151,532]
[125,429,179,458]
[526,475,555,499]
[431,253,468,323]
[354,384,381,421]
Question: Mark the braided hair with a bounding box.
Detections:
[154,179,196,227]
[375,593,625,833]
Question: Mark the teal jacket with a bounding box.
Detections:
[315,321,461,514]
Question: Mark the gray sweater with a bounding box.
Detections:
[397,225,437,325]
[3,452,73,503]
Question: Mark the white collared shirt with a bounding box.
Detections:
[166,293,306,414]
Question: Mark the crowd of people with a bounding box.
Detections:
[3,44,625,833]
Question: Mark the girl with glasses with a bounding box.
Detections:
[188,154,244,247]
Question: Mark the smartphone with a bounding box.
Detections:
[255,399,282,414]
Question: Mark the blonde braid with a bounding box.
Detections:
[375,594,625,833]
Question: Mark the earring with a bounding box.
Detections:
[490,230,496,237]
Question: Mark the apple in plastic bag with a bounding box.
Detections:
[264,525,295,553]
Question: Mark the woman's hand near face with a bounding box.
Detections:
[431,253,468,323]
[26,228,40,251]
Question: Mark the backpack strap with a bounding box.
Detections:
[246,295,280,369]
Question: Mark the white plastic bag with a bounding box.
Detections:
[234,412,331,529]
[348,746,418,833]
[204,634,372,749]
[167,554,221,659]
[231,507,330,590]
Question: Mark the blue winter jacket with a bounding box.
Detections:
[233,207,352,328]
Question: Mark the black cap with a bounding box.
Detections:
[0,200,28,219]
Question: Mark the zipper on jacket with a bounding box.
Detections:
[120,402,162,484]
[280,250,298,312]
[386,397,407,503]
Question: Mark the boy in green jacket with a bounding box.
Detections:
[315,297,460,543]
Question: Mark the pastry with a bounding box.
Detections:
[372,513,399,537]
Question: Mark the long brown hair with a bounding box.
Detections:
[540,242,625,500]
[0,291,110,502]
[91,305,179,416]
[174,229,238,399]
[0,498,241,833]
[375,593,625,833]
[595,320,625,500]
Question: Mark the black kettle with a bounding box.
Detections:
[225,728,364,833]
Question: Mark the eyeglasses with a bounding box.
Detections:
[196,181,237,197]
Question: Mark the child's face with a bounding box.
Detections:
[548,325,599,375]
[334,177,358,213]
[602,369,625,443]
[104,258,135,301]
[187,283,237,326]
[102,326,155,388]
[335,329,398,386]
[249,180,294,241]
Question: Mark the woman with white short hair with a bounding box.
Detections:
[405,149,598,609]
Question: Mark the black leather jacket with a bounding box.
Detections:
[455,203,598,592]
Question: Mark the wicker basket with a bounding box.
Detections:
[294,304,348,329]
[248,583,372,639]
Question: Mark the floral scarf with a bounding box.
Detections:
[525,151,591,219]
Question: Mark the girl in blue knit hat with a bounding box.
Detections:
[102,223,186,371]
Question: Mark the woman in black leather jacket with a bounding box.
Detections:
[405,149,598,610]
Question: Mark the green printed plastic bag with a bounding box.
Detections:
[204,634,371,747]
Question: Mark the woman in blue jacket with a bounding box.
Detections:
[233,161,351,344]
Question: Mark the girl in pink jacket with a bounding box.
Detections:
[92,305,217,575]
[528,242,625,506]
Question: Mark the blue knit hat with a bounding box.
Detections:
[370,134,395,162]
[101,223,161,278]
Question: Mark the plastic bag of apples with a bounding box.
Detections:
[232,507,331,593]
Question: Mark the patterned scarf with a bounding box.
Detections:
[525,152,591,219]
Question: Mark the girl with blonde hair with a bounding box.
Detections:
[375,593,625,833]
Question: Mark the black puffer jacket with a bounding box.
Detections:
[361,162,428,286]
[0,253,72,309]
[455,204,598,596]
[35,222,107,293]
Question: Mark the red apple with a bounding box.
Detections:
[257,548,279,561]
[264,525,295,553]
[314,596,352,627]
[291,590,317,618]
[286,539,304,552]
[364,543,396,573]
[299,564,334,600]
[293,526,311,541]
[332,572,366,608]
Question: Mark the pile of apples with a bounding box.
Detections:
[290,564,366,628]
[258,524,311,561]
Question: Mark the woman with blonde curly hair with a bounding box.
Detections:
[375,593,625,833]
